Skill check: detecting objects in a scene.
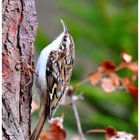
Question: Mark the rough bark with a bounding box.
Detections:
[2,0,37,139]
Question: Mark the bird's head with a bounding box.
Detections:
[60,19,74,50]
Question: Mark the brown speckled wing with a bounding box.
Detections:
[46,49,67,118]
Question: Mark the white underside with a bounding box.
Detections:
[36,32,64,92]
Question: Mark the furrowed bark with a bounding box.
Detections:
[2,0,37,139]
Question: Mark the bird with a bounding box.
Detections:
[30,20,75,140]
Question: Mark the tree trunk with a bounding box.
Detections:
[2,0,37,139]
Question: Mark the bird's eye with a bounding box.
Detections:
[63,36,67,41]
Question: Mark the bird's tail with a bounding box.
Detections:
[30,93,50,140]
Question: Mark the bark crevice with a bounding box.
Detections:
[2,0,37,139]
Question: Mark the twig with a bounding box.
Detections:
[74,78,89,88]
[70,94,86,140]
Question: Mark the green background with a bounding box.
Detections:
[32,0,138,139]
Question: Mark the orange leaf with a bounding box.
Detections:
[121,52,138,74]
[101,78,117,92]
[89,70,102,86]
[120,78,138,99]
[127,62,138,74]
[39,116,66,140]
[121,52,132,63]
[127,85,138,99]
[101,61,116,71]
[120,78,131,88]
[109,72,120,88]
[105,126,117,138]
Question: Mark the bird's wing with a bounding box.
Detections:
[46,50,67,118]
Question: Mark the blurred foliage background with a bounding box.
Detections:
[33,0,138,139]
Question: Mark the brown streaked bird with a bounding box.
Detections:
[30,20,75,140]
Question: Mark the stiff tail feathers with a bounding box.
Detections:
[30,93,50,140]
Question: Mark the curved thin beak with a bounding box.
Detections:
[61,19,68,34]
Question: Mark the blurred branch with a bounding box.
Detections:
[70,93,86,140]
[66,87,86,140]
[75,78,89,88]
